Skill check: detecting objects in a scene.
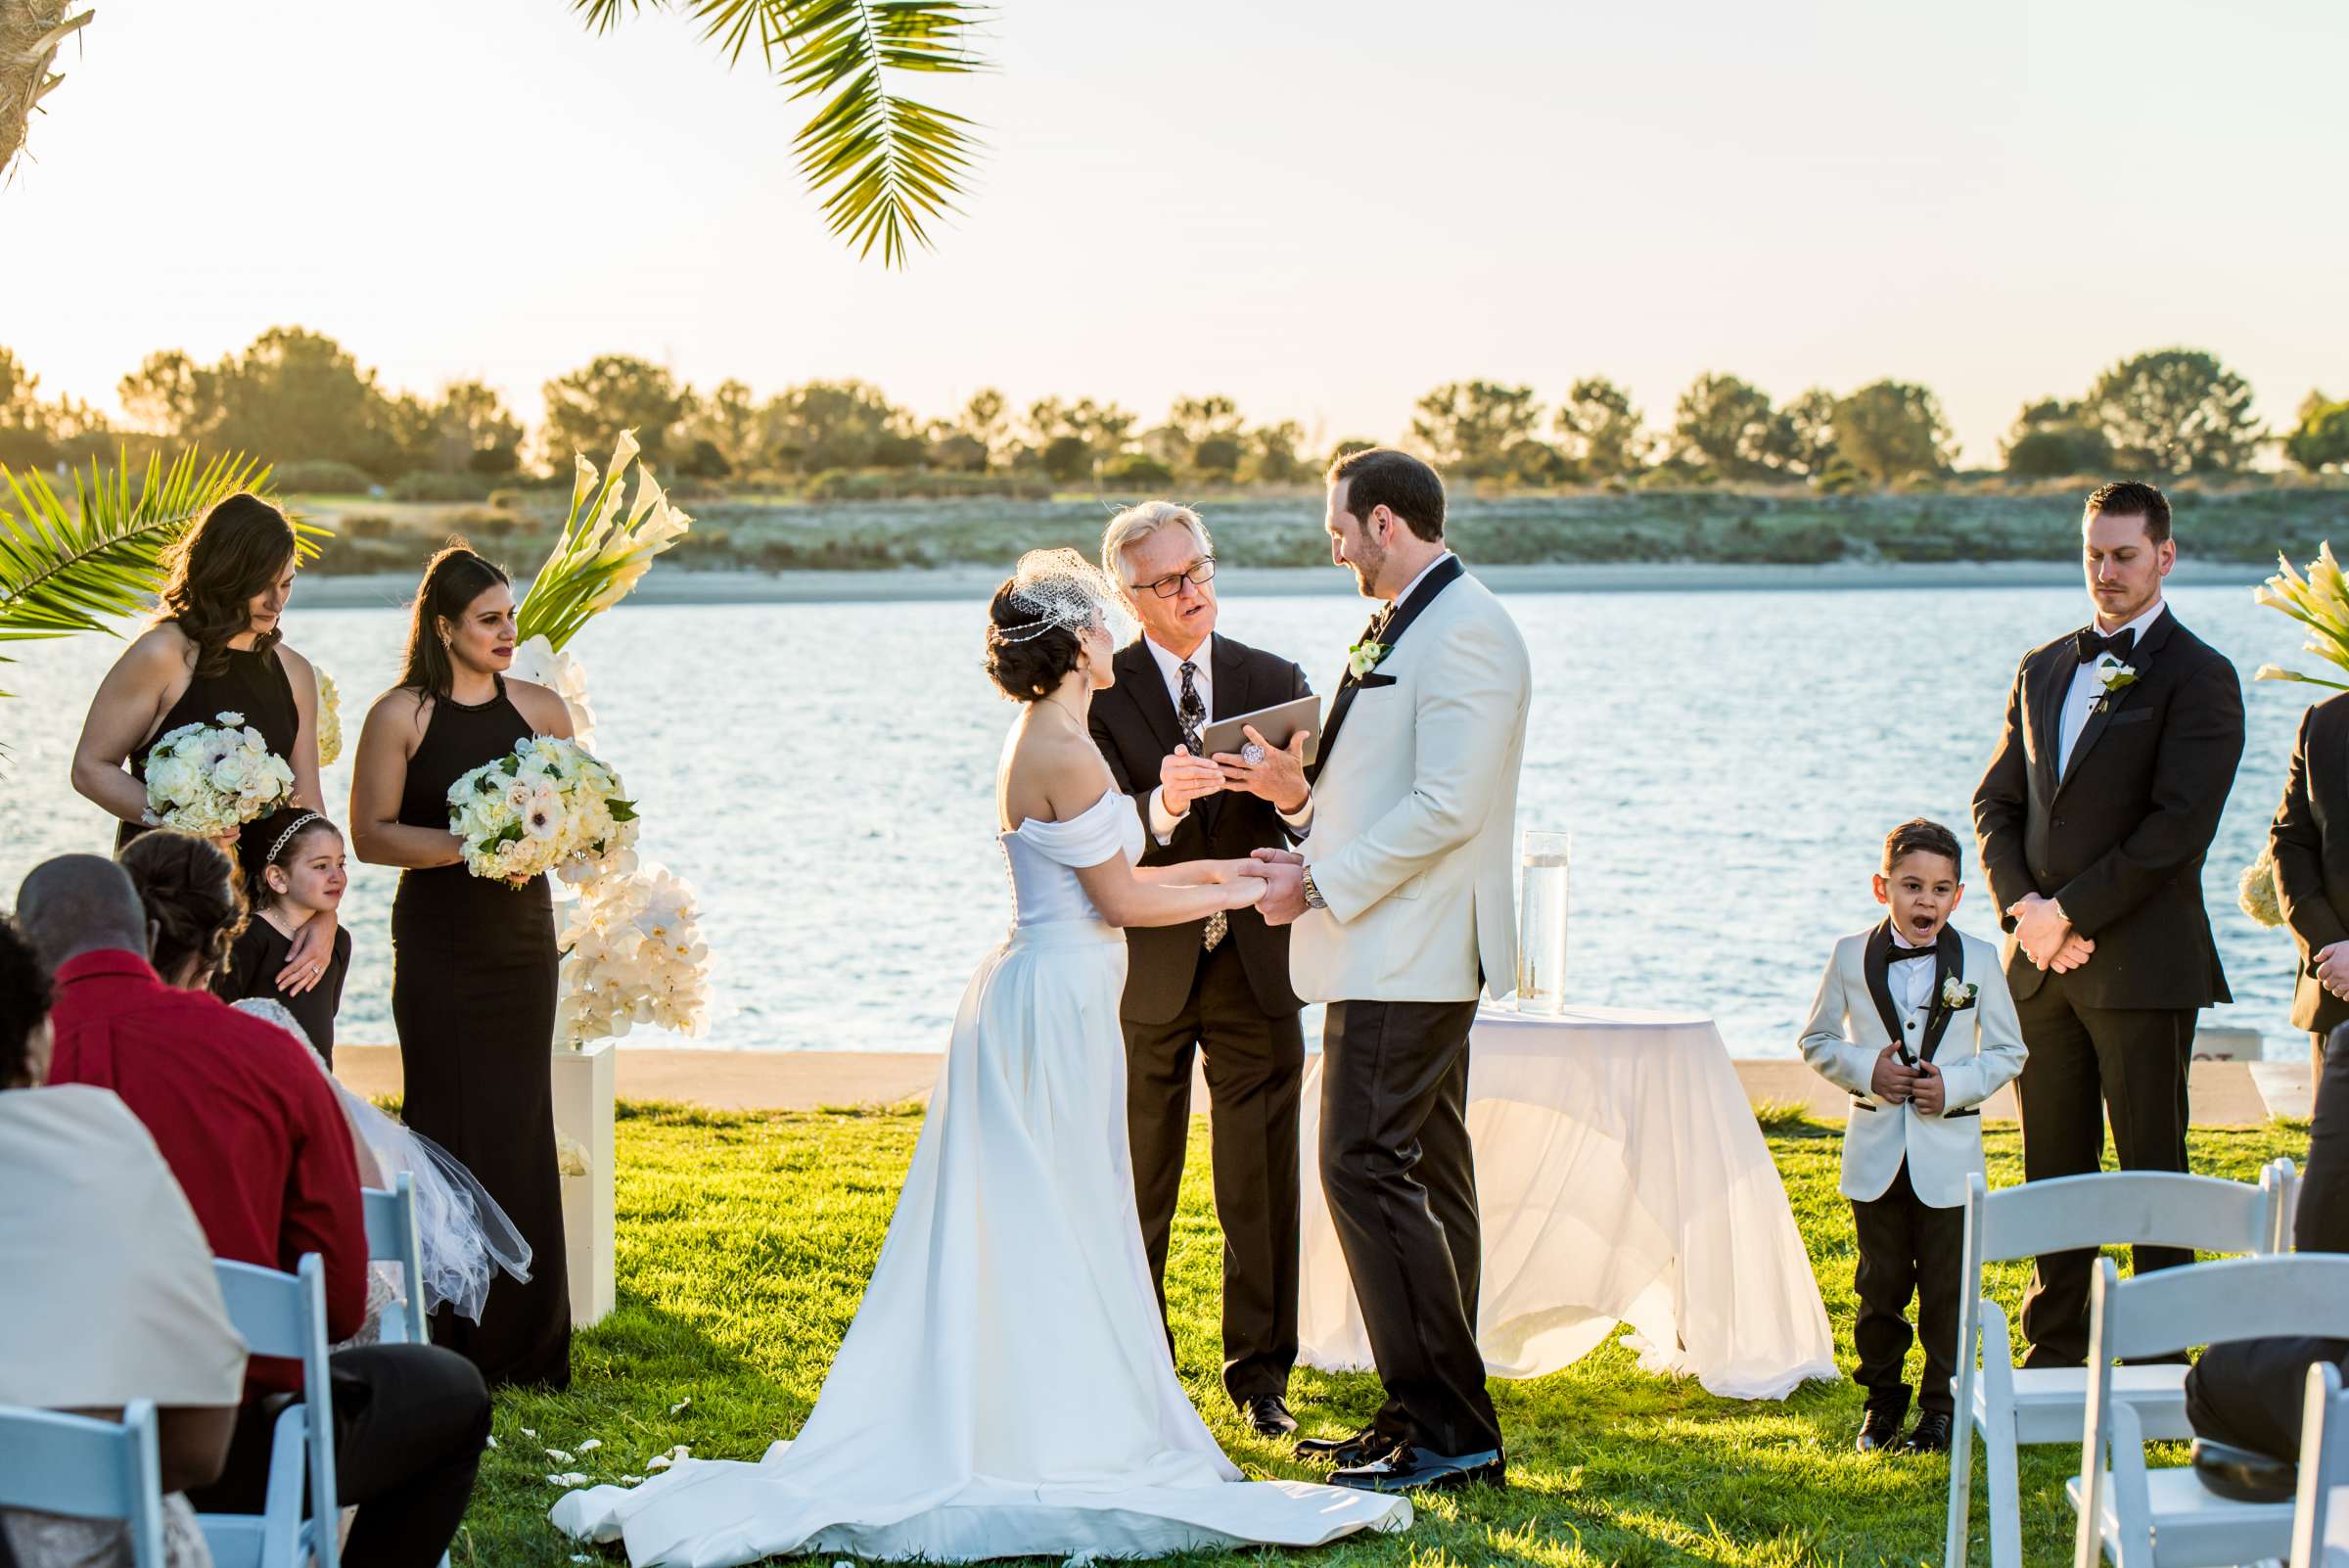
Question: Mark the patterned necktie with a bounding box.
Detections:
[1177,661,1206,754]
[1177,660,1226,952]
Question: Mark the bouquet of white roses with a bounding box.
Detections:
[141,711,297,838]
[444,735,639,886]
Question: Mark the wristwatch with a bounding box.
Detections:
[1302,867,1327,910]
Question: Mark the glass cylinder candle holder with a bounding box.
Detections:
[1516,830,1570,1014]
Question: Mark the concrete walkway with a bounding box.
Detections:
[337,1047,2307,1127]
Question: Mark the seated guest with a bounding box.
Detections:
[17,846,491,1568]
[2184,1017,2349,1467]
[0,911,245,1568]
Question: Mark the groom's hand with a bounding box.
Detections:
[1250,854,1309,926]
[1160,746,1223,816]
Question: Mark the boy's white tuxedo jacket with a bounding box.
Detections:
[1289,564,1532,1004]
[1797,924,2027,1209]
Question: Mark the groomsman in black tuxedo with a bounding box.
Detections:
[1087,501,1315,1439]
[1972,481,2246,1367]
[2266,691,2349,1078]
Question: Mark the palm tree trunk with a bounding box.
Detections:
[1,1,93,182]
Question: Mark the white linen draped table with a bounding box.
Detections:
[1297,1003,1837,1401]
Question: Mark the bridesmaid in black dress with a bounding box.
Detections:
[70,492,339,996]
[350,543,575,1389]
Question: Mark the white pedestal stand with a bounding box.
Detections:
[550,1041,616,1328]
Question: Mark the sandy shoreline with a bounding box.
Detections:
[289,558,2275,611]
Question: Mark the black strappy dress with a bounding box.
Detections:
[390,675,571,1388]
[116,638,299,853]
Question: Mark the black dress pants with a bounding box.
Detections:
[1319,996,1501,1457]
[1124,939,1305,1406]
[2012,974,2196,1366]
[2184,1019,2349,1459]
[1851,1158,1964,1417]
[190,1343,491,1568]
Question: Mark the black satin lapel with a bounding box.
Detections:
[1123,641,1185,758]
[1210,636,1250,722]
[1863,923,1905,1048]
[1308,681,1359,786]
[2029,644,2068,802]
[2059,635,2158,793]
[1919,926,1965,1063]
[1309,560,1462,783]
[1377,555,1465,651]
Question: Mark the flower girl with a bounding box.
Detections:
[217,808,352,1064]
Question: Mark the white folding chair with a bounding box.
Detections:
[199,1254,340,1568]
[361,1175,430,1347]
[0,1401,169,1567]
[2292,1361,2349,1568]
[1947,1161,2295,1568]
[2073,1253,2349,1567]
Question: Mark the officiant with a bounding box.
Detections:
[1089,501,1316,1440]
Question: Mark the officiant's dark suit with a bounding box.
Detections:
[1972,485,2245,1366]
[1089,627,1313,1424]
[2267,692,2349,1048]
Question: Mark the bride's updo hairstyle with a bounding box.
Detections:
[117,831,245,988]
[984,577,1083,701]
[981,548,1131,703]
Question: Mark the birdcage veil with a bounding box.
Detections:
[990,547,1133,645]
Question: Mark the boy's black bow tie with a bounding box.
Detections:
[2074,625,2137,664]
[1886,945,1936,962]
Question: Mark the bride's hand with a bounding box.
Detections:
[1223,875,1268,909]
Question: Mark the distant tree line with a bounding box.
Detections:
[0,330,2340,496]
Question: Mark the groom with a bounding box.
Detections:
[1255,447,1532,1494]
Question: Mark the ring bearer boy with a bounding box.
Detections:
[1799,818,2027,1455]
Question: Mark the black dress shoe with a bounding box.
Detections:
[1901,1411,1954,1454]
[2190,1439,2297,1503]
[1329,1443,1505,1494]
[1240,1395,1298,1438]
[1295,1424,1400,1469]
[1855,1408,1905,1453]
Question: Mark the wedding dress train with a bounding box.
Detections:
[553,789,1410,1565]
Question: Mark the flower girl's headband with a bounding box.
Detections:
[267,810,327,864]
[991,547,1133,645]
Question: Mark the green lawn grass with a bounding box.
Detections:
[462,1106,2305,1568]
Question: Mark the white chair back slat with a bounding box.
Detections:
[2270,1157,2303,1254]
[1978,1170,2280,1263]
[2097,1254,2349,1362]
[0,1402,167,1567]
[2290,1362,2348,1568]
[202,1253,341,1568]
[361,1174,430,1346]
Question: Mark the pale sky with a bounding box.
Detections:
[2,0,2342,465]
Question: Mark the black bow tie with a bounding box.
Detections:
[2075,625,2137,664]
[1886,945,1936,963]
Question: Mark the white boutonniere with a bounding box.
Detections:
[2092,658,2139,713]
[1347,640,1390,680]
[1940,975,1979,1012]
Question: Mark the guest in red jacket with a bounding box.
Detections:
[18,846,490,1568]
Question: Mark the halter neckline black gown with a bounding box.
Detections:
[117,638,299,853]
[392,675,572,1388]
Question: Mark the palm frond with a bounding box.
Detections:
[0,449,320,695]
[570,0,987,266]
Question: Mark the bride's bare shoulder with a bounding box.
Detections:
[1000,715,1111,823]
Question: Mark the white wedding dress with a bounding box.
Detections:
[553,789,1411,1565]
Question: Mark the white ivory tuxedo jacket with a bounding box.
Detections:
[1797,922,2027,1209]
[1289,558,1533,1004]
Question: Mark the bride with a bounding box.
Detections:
[554,552,1411,1565]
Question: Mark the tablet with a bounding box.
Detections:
[1197,693,1322,767]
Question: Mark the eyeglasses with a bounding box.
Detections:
[1140,559,1216,599]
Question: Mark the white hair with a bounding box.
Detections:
[1101,500,1214,590]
